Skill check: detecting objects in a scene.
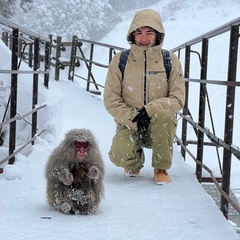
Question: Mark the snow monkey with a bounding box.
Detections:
[45,128,104,215]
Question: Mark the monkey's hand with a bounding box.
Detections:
[87,166,100,183]
[58,168,74,186]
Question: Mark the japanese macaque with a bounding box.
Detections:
[45,128,104,215]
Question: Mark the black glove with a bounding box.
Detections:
[132,108,151,131]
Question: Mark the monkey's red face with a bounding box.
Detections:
[74,141,89,159]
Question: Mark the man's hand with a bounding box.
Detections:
[132,108,151,131]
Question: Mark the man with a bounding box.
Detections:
[104,9,185,184]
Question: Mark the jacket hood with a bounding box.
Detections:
[127,9,165,46]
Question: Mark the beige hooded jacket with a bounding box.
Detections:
[104,9,185,131]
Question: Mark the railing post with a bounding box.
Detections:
[44,41,50,88]
[2,32,9,46]
[28,43,33,68]
[109,48,114,64]
[54,36,61,80]
[196,38,209,182]
[9,34,13,50]
[221,25,239,219]
[68,35,78,81]
[32,38,40,142]
[86,43,94,92]
[181,45,190,160]
[9,28,19,165]
[18,34,23,57]
[48,34,53,55]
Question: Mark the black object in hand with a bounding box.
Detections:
[132,108,151,131]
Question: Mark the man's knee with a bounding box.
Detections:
[150,109,177,134]
[109,128,139,167]
[148,109,176,155]
[152,109,177,125]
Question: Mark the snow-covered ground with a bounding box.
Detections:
[0,0,240,239]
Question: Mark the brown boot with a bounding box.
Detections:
[124,168,140,177]
[154,169,171,184]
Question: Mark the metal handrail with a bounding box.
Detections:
[0,70,49,74]
[171,16,240,219]
[0,16,49,42]
[0,104,46,128]
[77,38,125,51]
[185,78,240,86]
[171,16,240,52]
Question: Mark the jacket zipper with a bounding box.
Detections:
[143,50,147,105]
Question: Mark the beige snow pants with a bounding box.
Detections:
[109,109,177,171]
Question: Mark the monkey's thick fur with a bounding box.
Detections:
[45,128,104,215]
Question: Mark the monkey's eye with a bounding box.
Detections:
[74,141,89,150]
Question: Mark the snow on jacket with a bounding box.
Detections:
[104,9,185,131]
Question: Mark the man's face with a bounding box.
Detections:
[134,26,157,47]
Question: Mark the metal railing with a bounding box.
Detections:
[0,16,50,167]
[171,17,240,218]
